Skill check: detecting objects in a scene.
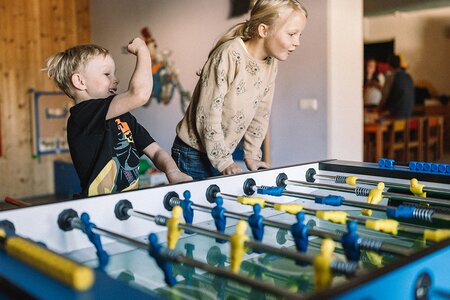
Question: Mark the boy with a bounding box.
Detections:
[47,37,191,197]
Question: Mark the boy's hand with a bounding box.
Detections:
[166,169,192,184]
[222,162,243,175]
[245,158,269,171]
[127,37,149,56]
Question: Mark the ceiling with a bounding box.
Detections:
[364,0,450,16]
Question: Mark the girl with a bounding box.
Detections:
[172,0,308,179]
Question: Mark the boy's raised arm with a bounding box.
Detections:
[107,37,152,120]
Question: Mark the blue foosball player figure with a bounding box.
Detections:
[148,233,177,286]
[248,203,265,243]
[290,212,308,265]
[212,196,227,243]
[342,220,361,262]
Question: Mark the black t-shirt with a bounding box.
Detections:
[67,96,155,196]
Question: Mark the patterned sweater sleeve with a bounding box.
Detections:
[243,61,278,161]
[196,47,238,172]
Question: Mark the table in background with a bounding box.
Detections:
[364,119,392,162]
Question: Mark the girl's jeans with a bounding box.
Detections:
[171,136,220,180]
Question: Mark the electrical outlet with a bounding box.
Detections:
[299,98,318,111]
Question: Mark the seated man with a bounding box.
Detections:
[378,54,415,118]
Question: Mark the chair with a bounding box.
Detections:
[405,117,424,162]
[386,119,407,162]
[363,134,375,162]
[364,119,392,162]
[424,115,444,161]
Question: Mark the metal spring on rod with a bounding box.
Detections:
[355,186,370,197]
[169,198,181,207]
[154,215,168,226]
[359,238,383,252]
[412,207,434,222]
[335,175,347,184]
[331,261,359,276]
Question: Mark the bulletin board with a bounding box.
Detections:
[31,90,74,156]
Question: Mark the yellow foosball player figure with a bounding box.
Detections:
[230,220,249,273]
[167,206,183,249]
[410,178,426,198]
[362,182,385,216]
[314,238,335,291]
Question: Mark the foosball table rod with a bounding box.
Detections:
[57,209,322,298]
[206,184,450,243]
[164,190,414,259]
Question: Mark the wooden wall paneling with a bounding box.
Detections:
[26,0,51,197]
[51,0,66,57]
[16,0,38,195]
[62,0,77,47]
[39,0,53,91]
[2,1,17,195]
[0,0,5,157]
[75,0,91,44]
[0,0,90,200]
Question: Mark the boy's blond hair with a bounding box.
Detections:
[46,44,109,99]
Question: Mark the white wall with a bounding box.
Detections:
[328,1,364,160]
[364,6,450,95]
[91,0,363,167]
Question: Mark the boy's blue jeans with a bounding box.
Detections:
[171,136,221,180]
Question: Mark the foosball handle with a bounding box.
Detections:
[114,200,133,220]
[276,173,288,188]
[305,168,316,183]
[206,184,221,203]
[0,229,94,291]
[243,178,257,195]
[163,191,180,211]
[0,220,16,236]
[57,209,79,231]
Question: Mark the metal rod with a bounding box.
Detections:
[126,207,328,270]
[175,255,305,299]
[284,179,450,208]
[219,190,430,238]
[277,189,450,224]
[70,217,305,299]
[202,194,413,256]
[313,173,450,197]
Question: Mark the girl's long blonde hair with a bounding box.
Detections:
[209,0,307,57]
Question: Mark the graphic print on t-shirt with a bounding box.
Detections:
[88,118,140,195]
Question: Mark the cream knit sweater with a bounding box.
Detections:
[176,37,278,172]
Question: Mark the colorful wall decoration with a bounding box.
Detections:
[141,27,190,112]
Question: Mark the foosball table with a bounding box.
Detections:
[1,160,449,299]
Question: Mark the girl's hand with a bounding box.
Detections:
[245,158,269,171]
[222,162,243,175]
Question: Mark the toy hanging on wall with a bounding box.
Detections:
[141,27,190,112]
